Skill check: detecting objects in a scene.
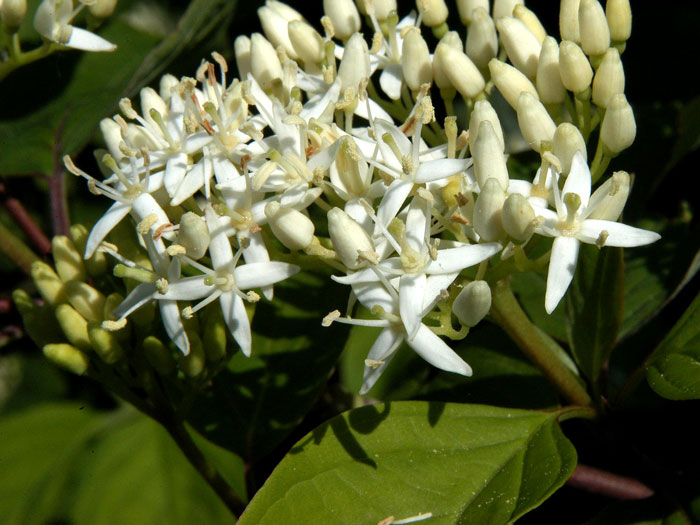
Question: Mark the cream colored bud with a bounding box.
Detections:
[177,212,210,260]
[43,344,89,375]
[140,87,168,128]
[324,0,360,40]
[419,0,448,27]
[356,0,397,20]
[258,2,303,60]
[327,207,374,269]
[606,0,631,42]
[600,93,635,155]
[64,280,106,322]
[88,0,117,19]
[559,40,592,93]
[432,32,463,89]
[517,92,556,153]
[465,8,498,71]
[492,0,523,20]
[2,0,26,31]
[502,194,536,241]
[250,33,283,91]
[52,235,86,283]
[592,47,624,108]
[472,121,509,191]
[265,202,315,251]
[31,261,67,306]
[288,20,325,66]
[234,35,252,80]
[588,171,630,221]
[337,33,370,92]
[536,37,566,104]
[55,304,91,351]
[99,118,124,162]
[474,178,506,241]
[469,99,505,151]
[559,0,580,42]
[453,280,492,327]
[456,0,489,25]
[401,28,432,91]
[513,5,546,43]
[579,0,610,56]
[159,74,179,103]
[553,122,587,175]
[496,16,541,79]
[437,45,485,99]
[488,58,539,109]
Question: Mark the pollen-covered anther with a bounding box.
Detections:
[137,214,160,235]
[101,319,127,331]
[357,250,380,265]
[420,95,435,124]
[596,230,609,248]
[246,291,261,303]
[416,187,435,206]
[166,244,187,256]
[155,278,169,295]
[370,31,383,54]
[365,358,385,369]
[322,309,341,327]
[181,306,194,319]
[451,213,470,225]
[119,98,138,119]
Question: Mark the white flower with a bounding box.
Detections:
[534,152,661,313]
[34,0,117,52]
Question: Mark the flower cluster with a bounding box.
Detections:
[45,0,658,394]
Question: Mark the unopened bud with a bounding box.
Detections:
[472,121,508,191]
[559,40,593,93]
[469,100,505,150]
[553,123,587,175]
[496,16,541,79]
[64,280,106,322]
[338,33,370,92]
[52,236,86,283]
[502,194,536,242]
[465,8,498,71]
[453,280,492,327]
[588,171,630,221]
[177,212,210,260]
[203,307,227,362]
[87,322,124,364]
[606,0,631,43]
[328,207,374,269]
[31,261,67,306]
[323,0,360,40]
[140,87,168,129]
[600,93,635,155]
[488,59,538,109]
[559,0,580,42]
[234,35,252,80]
[70,223,107,276]
[99,118,124,162]
[437,45,485,99]
[258,2,303,60]
[592,47,625,108]
[536,37,566,104]
[356,0,397,20]
[143,336,176,375]
[55,304,92,351]
[513,5,546,43]
[492,0,523,20]
[43,344,89,375]
[419,0,449,28]
[578,0,610,56]
[517,92,556,153]
[1,0,27,32]
[88,0,118,19]
[250,33,283,91]
[180,331,205,377]
[456,0,489,25]
[400,28,432,91]
[432,32,462,89]
[474,178,506,241]
[265,201,315,251]
[288,20,325,67]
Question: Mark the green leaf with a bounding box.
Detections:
[239,402,577,525]
[510,271,569,342]
[566,244,625,384]
[0,403,246,524]
[647,291,700,400]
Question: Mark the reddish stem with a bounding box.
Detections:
[50,123,71,237]
[0,182,52,255]
[567,464,654,500]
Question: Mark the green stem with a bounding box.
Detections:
[0,41,55,82]
[490,278,593,407]
[589,136,611,183]
[0,220,40,274]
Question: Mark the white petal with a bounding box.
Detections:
[379,65,403,100]
[353,282,398,313]
[422,273,459,313]
[376,179,413,228]
[164,153,189,197]
[407,324,472,376]
[159,300,189,355]
[85,201,131,258]
[405,199,428,252]
[426,242,502,274]
[562,151,591,208]
[112,283,155,319]
[161,277,212,301]
[205,206,235,270]
[235,262,300,289]
[400,273,427,341]
[212,154,239,185]
[579,220,661,247]
[545,236,580,314]
[65,26,117,52]
[220,292,252,356]
[414,158,471,183]
[331,267,381,285]
[171,158,210,206]
[360,327,404,395]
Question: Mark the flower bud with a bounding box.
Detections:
[606,0,631,42]
[88,0,117,19]
[469,99,505,151]
[600,93,635,155]
[419,0,448,28]
[517,92,556,153]
[70,223,107,276]
[177,212,210,260]
[453,280,492,327]
[323,0,360,40]
[401,28,432,91]
[288,20,325,67]
[553,122,587,175]
[52,235,86,283]
[592,47,624,108]
[159,74,179,103]
[234,35,252,80]
[64,280,106,322]
[13,289,63,347]
[496,16,541,79]
[356,0,397,20]
[327,207,374,269]
[559,0,580,42]
[31,261,67,306]
[465,8,498,71]
[265,201,315,251]
[579,0,610,56]
[492,0,523,20]
[559,40,592,93]
[513,5,546,43]
[456,0,489,25]
[99,118,125,162]
[258,2,303,60]
[1,0,27,32]
[140,87,168,129]
[474,178,506,241]
[536,38,566,105]
[472,121,509,191]
[143,336,176,375]
[43,344,89,375]
[502,193,536,241]
[250,33,283,91]
[437,45,485,99]
[203,307,227,362]
[180,331,205,377]
[488,58,539,109]
[588,171,630,221]
[432,32,462,89]
[88,321,124,364]
[337,33,370,92]
[55,304,91,351]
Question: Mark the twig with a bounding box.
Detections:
[567,464,654,500]
[0,182,51,255]
[49,124,71,237]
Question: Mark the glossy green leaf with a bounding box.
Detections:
[239,402,577,525]
[0,403,245,524]
[566,244,625,384]
[647,291,700,400]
